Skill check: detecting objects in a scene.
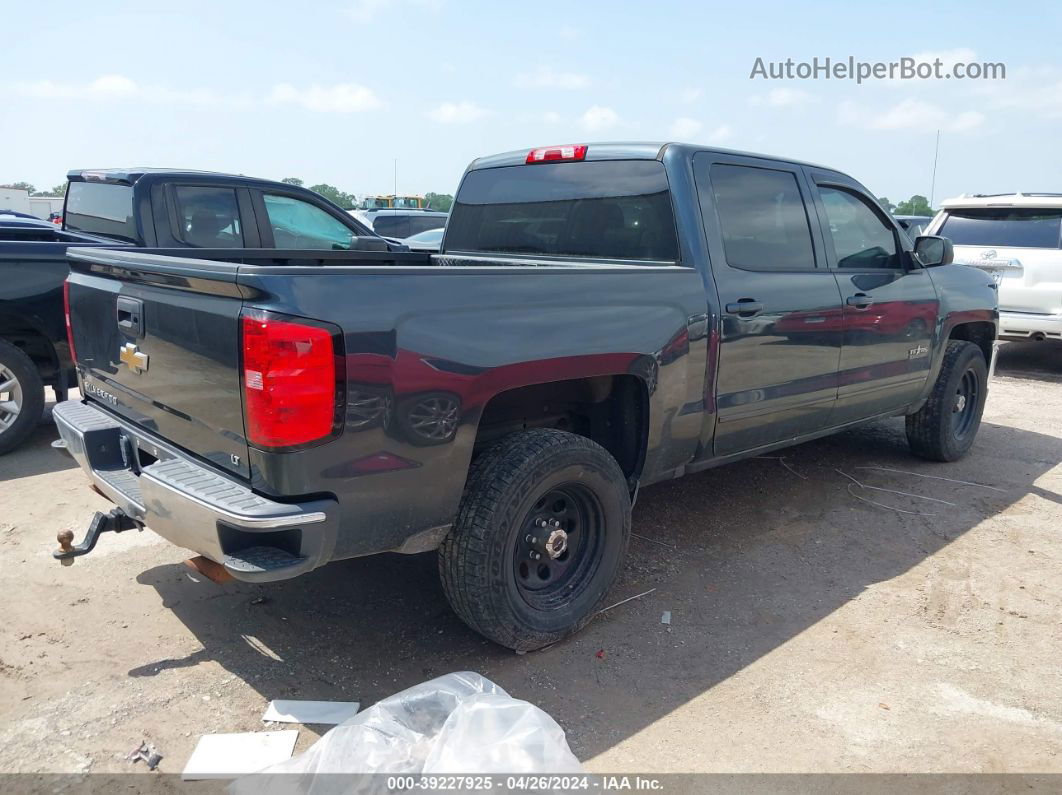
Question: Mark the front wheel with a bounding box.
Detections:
[906,340,988,462]
[439,429,631,651]
[0,339,46,455]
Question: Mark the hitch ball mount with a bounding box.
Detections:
[54,508,141,566]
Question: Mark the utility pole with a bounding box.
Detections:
[929,129,940,209]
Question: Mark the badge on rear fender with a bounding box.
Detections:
[119,342,149,374]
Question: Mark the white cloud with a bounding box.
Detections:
[269,83,381,112]
[670,117,703,138]
[558,25,579,40]
[971,65,1062,119]
[13,74,236,108]
[515,66,591,90]
[749,87,814,107]
[90,74,138,94]
[706,124,732,144]
[427,100,491,123]
[679,87,702,104]
[580,105,619,133]
[342,0,442,23]
[838,98,984,133]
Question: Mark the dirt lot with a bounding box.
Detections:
[1,342,1060,779]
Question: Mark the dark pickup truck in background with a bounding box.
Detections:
[0,169,387,453]
[55,142,998,651]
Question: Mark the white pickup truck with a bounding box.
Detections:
[927,193,1062,343]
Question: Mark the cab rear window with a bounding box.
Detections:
[940,208,1062,248]
[65,182,137,242]
[446,160,679,261]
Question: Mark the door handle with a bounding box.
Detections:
[725,299,764,317]
[846,293,874,309]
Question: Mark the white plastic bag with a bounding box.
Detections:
[229,672,581,794]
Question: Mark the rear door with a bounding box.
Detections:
[694,153,843,456]
[807,172,939,423]
[67,249,250,477]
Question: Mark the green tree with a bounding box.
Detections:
[895,195,933,215]
[424,192,453,213]
[1,181,36,193]
[877,196,896,214]
[36,183,67,197]
[281,177,304,187]
[309,183,357,209]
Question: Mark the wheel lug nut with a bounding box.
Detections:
[525,534,534,543]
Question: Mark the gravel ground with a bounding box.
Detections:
[1,341,1060,781]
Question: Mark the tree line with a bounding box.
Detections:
[0,181,67,197]
[280,178,453,212]
[0,178,455,213]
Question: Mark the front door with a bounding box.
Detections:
[807,174,940,424]
[695,154,844,457]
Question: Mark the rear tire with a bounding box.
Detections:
[905,340,988,462]
[0,339,46,456]
[439,429,631,651]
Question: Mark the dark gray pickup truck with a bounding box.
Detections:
[0,168,386,453]
[55,143,998,650]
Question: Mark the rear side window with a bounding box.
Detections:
[263,194,356,250]
[372,215,410,238]
[408,215,447,236]
[65,182,136,242]
[709,164,816,271]
[940,209,1062,248]
[175,186,243,248]
[445,160,679,261]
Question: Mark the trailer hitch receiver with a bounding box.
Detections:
[54,508,140,566]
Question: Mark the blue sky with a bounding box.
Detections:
[3,0,1060,205]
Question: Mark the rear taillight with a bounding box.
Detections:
[63,280,76,364]
[241,311,338,448]
[526,144,588,164]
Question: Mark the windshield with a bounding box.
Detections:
[940,208,1062,248]
[65,182,137,242]
[445,160,679,261]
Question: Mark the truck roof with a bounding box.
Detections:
[467,141,835,172]
[940,193,1062,209]
[65,167,295,188]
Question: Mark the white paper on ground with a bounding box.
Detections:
[262,699,360,725]
[182,730,299,780]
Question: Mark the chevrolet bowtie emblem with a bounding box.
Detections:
[119,342,149,374]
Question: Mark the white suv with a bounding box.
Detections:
[927,193,1062,342]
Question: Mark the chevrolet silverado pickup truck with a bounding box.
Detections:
[0,168,386,453]
[54,143,998,651]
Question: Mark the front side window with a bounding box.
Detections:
[263,194,356,250]
[709,164,816,271]
[818,186,901,269]
[940,209,1062,248]
[175,186,243,248]
[445,160,679,262]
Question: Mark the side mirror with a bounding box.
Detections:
[913,235,954,267]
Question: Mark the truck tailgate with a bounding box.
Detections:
[66,248,250,477]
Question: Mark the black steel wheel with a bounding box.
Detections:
[439,429,631,650]
[513,484,605,611]
[906,340,988,462]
